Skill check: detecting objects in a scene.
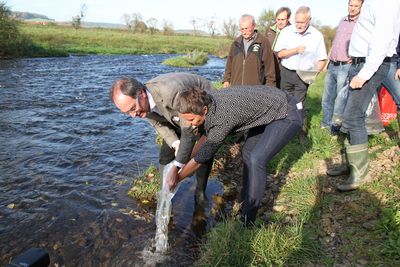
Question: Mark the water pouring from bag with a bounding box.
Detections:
[154,162,181,253]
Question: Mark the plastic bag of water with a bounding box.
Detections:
[154,162,181,253]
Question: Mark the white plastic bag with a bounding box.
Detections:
[154,162,181,253]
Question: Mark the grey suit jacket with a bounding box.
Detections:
[144,72,215,164]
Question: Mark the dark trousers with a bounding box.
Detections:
[240,96,303,222]
[280,67,309,108]
[342,62,390,145]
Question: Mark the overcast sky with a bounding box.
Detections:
[6,0,350,30]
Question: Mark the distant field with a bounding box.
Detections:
[19,23,232,57]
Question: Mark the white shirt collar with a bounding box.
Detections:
[145,88,157,110]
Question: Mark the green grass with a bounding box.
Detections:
[162,50,209,67]
[127,164,160,206]
[18,23,232,57]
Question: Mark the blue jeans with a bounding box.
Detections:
[342,62,390,145]
[240,97,303,222]
[321,62,351,127]
[382,61,400,110]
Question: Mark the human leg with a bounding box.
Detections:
[241,103,302,223]
[382,62,400,141]
[338,62,390,191]
[322,64,339,127]
[194,159,213,207]
[382,62,400,109]
[280,67,297,98]
[332,64,351,125]
[343,63,390,145]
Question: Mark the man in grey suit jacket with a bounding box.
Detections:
[168,85,303,225]
[110,72,215,206]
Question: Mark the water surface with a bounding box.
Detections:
[0,54,226,266]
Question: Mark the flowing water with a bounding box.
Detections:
[0,54,225,266]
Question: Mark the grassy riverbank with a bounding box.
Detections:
[17,23,231,58]
[196,75,400,266]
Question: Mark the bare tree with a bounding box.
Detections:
[162,20,174,35]
[121,13,132,31]
[72,4,87,30]
[146,17,158,34]
[206,17,218,37]
[222,17,238,39]
[190,17,198,36]
[125,13,147,33]
[257,8,275,34]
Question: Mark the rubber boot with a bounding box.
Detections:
[299,115,308,144]
[336,143,371,192]
[327,148,350,176]
[194,162,211,207]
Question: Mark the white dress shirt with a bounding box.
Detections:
[349,0,400,80]
[274,24,327,70]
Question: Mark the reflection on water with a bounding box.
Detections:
[0,54,225,266]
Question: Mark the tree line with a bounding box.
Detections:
[0,1,336,59]
[118,8,335,47]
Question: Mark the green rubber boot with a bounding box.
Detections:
[327,148,350,176]
[337,143,371,192]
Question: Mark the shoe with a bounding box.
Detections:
[327,148,349,176]
[330,124,341,136]
[336,143,371,192]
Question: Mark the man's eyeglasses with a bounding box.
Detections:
[123,93,141,116]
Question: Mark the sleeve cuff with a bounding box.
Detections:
[173,160,184,168]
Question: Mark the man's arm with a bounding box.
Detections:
[277,46,305,59]
[168,158,201,191]
[352,1,398,87]
[316,60,327,72]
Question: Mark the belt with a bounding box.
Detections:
[351,56,393,64]
[330,60,349,66]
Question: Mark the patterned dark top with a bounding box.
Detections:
[195,85,288,164]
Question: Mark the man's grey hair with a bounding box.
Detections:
[239,14,255,25]
[296,6,311,18]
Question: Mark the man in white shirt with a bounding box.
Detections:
[274,6,327,139]
[327,0,400,192]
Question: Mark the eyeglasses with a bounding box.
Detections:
[123,93,141,116]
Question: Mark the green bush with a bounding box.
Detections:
[162,50,208,67]
[0,2,20,58]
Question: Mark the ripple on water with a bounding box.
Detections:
[0,54,226,265]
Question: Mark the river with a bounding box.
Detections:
[0,54,226,266]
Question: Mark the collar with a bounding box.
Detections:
[244,30,257,43]
[294,24,312,36]
[145,88,157,110]
[346,14,359,22]
[271,24,279,32]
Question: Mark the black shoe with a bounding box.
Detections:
[330,124,341,136]
[239,214,255,228]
